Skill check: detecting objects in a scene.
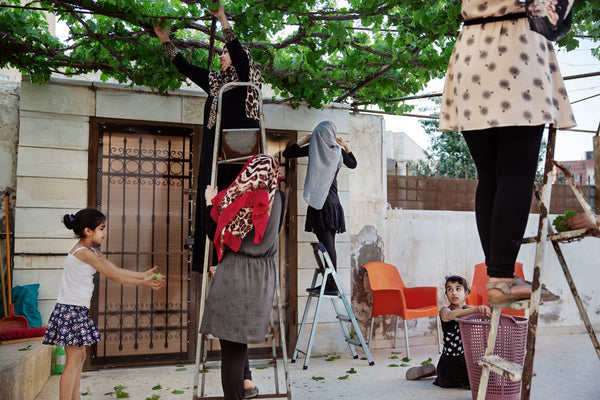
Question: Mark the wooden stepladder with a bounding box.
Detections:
[291,243,375,369]
[192,81,291,399]
[475,126,600,400]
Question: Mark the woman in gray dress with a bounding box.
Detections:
[201,154,285,400]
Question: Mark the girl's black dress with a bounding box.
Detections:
[433,313,470,389]
[282,144,356,233]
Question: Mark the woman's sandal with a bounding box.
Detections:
[406,363,437,380]
[487,277,559,306]
[487,280,530,306]
[512,276,560,302]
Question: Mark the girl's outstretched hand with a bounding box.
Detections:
[143,265,160,279]
[475,305,491,317]
[143,273,164,290]
[143,266,165,290]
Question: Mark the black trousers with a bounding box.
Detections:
[219,339,252,400]
[462,125,544,278]
[314,227,337,270]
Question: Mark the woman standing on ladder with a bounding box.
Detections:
[154,0,262,274]
[201,155,285,400]
[439,0,575,304]
[283,121,357,295]
[154,2,262,396]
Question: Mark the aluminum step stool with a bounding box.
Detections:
[292,242,375,369]
[192,81,291,399]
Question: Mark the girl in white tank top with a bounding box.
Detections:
[43,208,164,400]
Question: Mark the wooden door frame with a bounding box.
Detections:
[87,117,200,369]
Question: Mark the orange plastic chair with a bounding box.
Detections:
[363,261,441,358]
[466,262,527,317]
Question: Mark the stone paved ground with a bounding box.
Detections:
[36,331,600,400]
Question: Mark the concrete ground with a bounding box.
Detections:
[35,330,599,400]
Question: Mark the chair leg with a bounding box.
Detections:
[393,315,398,348]
[403,319,410,359]
[436,314,442,353]
[369,317,374,350]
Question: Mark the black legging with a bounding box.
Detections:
[219,339,252,400]
[314,227,337,269]
[462,125,544,278]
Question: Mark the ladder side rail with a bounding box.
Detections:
[292,269,320,362]
[319,246,375,365]
[537,173,600,359]
[521,126,557,400]
[550,239,600,359]
[194,80,268,399]
[311,244,327,275]
[553,161,600,234]
[303,282,327,369]
[274,254,293,398]
[268,310,281,395]
[330,294,359,359]
[476,307,502,400]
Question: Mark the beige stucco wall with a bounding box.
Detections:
[371,209,600,350]
[0,82,19,192]
[9,78,368,356]
[5,77,598,362]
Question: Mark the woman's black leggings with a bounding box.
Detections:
[314,227,337,269]
[219,339,252,400]
[462,125,544,278]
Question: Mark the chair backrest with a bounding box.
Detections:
[363,261,405,291]
[363,261,407,318]
[466,262,526,317]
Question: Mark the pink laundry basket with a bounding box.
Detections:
[457,313,528,400]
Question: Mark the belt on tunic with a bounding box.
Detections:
[462,12,527,26]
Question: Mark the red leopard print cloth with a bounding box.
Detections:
[210,155,282,260]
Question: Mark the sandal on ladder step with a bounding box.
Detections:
[487,277,559,306]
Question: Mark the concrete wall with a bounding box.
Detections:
[9,78,366,357]
[4,78,599,362]
[12,78,207,320]
[0,82,19,193]
[366,209,600,350]
[0,82,20,298]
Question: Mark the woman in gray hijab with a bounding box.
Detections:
[283,121,357,295]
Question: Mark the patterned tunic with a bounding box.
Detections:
[200,191,285,344]
[439,0,576,132]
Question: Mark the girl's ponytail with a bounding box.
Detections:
[62,214,75,230]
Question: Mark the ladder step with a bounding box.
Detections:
[488,299,530,310]
[202,358,275,370]
[346,338,362,347]
[478,355,523,381]
[523,228,588,244]
[306,291,338,298]
[336,314,351,322]
[217,155,253,164]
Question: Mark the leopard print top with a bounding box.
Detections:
[212,155,282,259]
[207,28,262,129]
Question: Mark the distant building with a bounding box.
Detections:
[555,151,595,185]
[384,130,427,173]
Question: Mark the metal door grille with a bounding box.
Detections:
[91,124,194,366]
